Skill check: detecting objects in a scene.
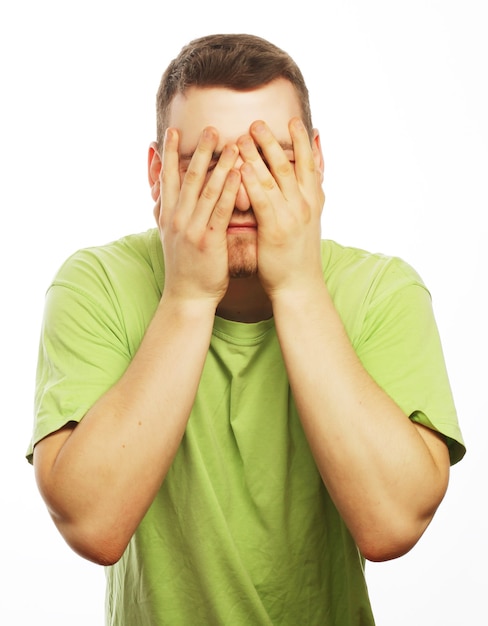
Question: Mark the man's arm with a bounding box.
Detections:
[271,284,449,562]
[34,127,240,566]
[238,117,450,561]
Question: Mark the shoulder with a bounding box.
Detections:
[322,239,425,289]
[43,229,163,340]
[53,229,162,289]
[321,239,428,306]
[320,239,432,344]
[46,229,164,314]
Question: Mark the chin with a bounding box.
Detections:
[228,265,258,279]
[227,237,257,278]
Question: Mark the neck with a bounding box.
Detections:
[216,276,272,323]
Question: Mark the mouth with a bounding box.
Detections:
[227,222,257,233]
[227,215,258,233]
[226,208,257,233]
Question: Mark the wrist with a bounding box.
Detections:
[268,276,329,312]
[159,290,218,323]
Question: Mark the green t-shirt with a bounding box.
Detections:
[27,229,465,625]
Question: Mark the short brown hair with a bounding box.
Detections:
[156,33,313,149]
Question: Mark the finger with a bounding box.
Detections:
[193,143,239,228]
[153,195,162,225]
[237,132,280,195]
[248,121,297,197]
[207,168,241,232]
[178,127,219,215]
[239,161,273,225]
[161,128,182,216]
[288,117,317,189]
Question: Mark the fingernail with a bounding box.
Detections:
[203,127,216,140]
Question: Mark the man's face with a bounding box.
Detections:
[166,79,305,278]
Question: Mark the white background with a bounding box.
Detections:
[1,1,486,624]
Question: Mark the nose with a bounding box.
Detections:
[235,183,251,211]
[234,155,251,211]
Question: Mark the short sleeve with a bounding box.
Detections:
[26,232,164,463]
[27,262,133,462]
[355,266,465,465]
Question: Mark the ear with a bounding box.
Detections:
[148,142,162,201]
[311,129,325,183]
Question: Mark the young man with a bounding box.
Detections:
[28,34,465,625]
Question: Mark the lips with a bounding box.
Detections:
[227,209,257,232]
[227,221,257,232]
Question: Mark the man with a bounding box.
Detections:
[28,34,465,625]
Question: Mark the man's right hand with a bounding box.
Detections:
[154,126,241,308]
[34,130,241,564]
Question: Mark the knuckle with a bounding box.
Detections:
[212,201,229,221]
[276,161,293,177]
[200,183,218,202]
[305,156,316,172]
[184,167,201,184]
[262,175,276,192]
[168,212,185,234]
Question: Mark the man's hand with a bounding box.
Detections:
[35,129,244,567]
[236,121,450,563]
[237,117,325,300]
[155,126,241,307]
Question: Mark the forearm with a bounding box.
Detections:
[37,125,241,564]
[35,295,216,564]
[271,280,449,561]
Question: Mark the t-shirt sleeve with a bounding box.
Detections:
[26,258,133,463]
[354,259,465,465]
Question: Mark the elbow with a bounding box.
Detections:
[358,479,449,562]
[71,540,127,568]
[52,515,130,566]
[359,535,420,563]
[40,485,137,566]
[355,511,437,563]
